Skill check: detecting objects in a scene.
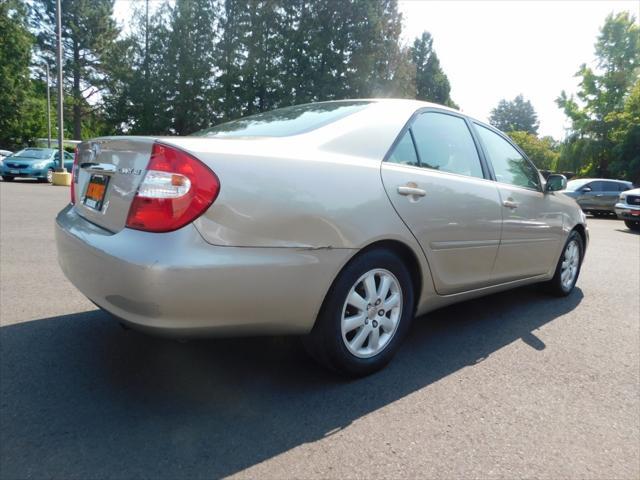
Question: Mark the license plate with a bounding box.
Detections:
[84,174,109,211]
[10,170,19,174]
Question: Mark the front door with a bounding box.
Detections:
[381,111,503,295]
[473,123,564,281]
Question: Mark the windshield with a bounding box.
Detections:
[565,179,590,191]
[13,149,53,159]
[194,101,372,138]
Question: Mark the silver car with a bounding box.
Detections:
[615,187,640,231]
[563,178,633,216]
[55,100,588,376]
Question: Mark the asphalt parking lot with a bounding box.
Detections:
[1,179,639,479]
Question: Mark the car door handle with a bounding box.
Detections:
[503,200,519,209]
[397,185,426,197]
[595,194,603,197]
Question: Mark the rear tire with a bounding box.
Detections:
[303,249,415,377]
[544,230,584,297]
[1,176,14,182]
[624,220,640,231]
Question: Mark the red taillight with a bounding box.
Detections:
[70,147,79,204]
[125,142,220,233]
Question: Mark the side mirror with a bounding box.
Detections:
[580,186,592,193]
[545,174,567,192]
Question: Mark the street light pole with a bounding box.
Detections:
[55,0,65,172]
[45,63,51,149]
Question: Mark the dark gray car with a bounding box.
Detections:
[563,178,633,216]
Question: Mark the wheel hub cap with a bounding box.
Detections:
[341,268,403,359]
[560,239,580,290]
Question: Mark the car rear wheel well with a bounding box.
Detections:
[356,239,422,312]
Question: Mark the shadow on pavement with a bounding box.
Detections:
[0,286,583,479]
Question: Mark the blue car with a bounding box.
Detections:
[0,148,74,183]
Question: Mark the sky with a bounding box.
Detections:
[397,0,639,139]
[113,0,639,140]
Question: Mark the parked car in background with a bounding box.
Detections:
[0,149,13,161]
[55,99,588,376]
[0,148,74,183]
[563,178,633,216]
[615,188,640,231]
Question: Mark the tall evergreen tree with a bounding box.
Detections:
[103,4,171,134]
[411,31,456,107]
[489,95,539,134]
[33,0,119,140]
[0,0,49,148]
[215,0,245,120]
[163,0,219,134]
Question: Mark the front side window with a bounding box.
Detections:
[587,181,604,192]
[410,112,484,179]
[476,125,541,190]
[387,131,419,167]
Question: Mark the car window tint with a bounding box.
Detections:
[14,149,51,159]
[587,181,604,192]
[411,112,483,178]
[601,181,619,192]
[387,131,419,167]
[476,125,541,190]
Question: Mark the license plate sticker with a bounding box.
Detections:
[84,174,109,211]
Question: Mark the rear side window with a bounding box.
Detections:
[476,125,541,190]
[194,101,371,138]
[387,131,419,167]
[410,112,484,178]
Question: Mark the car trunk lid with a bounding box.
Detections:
[73,137,155,233]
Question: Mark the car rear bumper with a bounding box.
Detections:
[614,202,640,220]
[55,205,353,337]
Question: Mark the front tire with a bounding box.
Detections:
[304,249,415,377]
[624,220,640,231]
[46,168,54,183]
[545,230,584,296]
[1,176,14,182]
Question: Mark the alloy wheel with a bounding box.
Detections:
[340,268,403,358]
[561,239,580,290]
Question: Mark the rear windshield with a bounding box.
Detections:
[194,101,372,138]
[13,149,52,159]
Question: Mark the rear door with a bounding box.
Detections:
[599,181,624,210]
[473,123,563,281]
[381,110,503,295]
[74,137,154,233]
